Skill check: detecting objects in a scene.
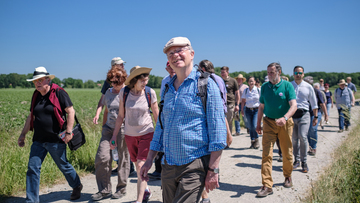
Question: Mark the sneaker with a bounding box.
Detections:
[234,132,241,136]
[308,148,316,156]
[253,138,260,149]
[148,171,161,180]
[70,183,82,200]
[250,140,255,149]
[301,162,309,173]
[277,156,283,162]
[143,188,152,203]
[283,177,292,188]
[256,186,273,197]
[247,128,250,134]
[321,126,324,130]
[345,126,349,131]
[293,160,300,169]
[112,190,126,199]
[338,129,344,133]
[91,192,111,201]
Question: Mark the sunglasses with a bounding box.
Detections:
[294,72,303,75]
[32,78,46,84]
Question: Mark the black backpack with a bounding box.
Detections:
[158,68,222,129]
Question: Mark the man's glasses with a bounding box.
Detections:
[167,47,189,58]
[294,72,303,75]
[32,78,46,84]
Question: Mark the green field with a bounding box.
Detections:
[0,88,161,198]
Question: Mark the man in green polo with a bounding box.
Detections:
[256,62,297,197]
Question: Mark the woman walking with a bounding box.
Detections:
[111,66,159,203]
[241,76,261,149]
[324,83,333,124]
[92,67,130,201]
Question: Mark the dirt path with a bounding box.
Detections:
[6,105,360,203]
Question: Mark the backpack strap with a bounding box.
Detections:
[145,86,152,108]
[197,68,211,112]
[159,84,170,129]
[123,86,131,115]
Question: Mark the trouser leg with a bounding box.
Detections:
[279,118,294,178]
[226,104,235,134]
[116,125,129,193]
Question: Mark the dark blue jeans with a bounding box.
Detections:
[26,141,81,203]
[245,107,259,140]
[235,104,248,133]
[338,108,350,130]
[307,111,322,149]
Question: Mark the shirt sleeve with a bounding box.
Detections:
[287,82,297,101]
[101,80,110,94]
[206,79,227,152]
[57,89,73,112]
[150,88,157,104]
[260,85,265,104]
[241,88,247,99]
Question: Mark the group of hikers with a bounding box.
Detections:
[17,36,357,203]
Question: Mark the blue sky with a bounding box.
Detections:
[1,0,359,82]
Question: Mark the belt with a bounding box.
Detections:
[246,107,258,110]
[265,116,276,120]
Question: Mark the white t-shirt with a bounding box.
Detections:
[241,86,261,108]
[119,87,157,136]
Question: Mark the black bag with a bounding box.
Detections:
[68,115,86,151]
[292,109,308,119]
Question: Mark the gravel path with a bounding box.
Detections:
[6,105,360,203]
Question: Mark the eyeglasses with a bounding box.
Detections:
[32,78,46,84]
[167,47,189,57]
[294,72,303,75]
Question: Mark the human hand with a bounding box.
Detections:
[275,117,286,127]
[109,136,117,150]
[93,115,99,124]
[64,133,73,144]
[18,134,25,147]
[313,117,318,126]
[140,160,152,182]
[241,111,244,117]
[227,134,233,147]
[234,105,239,112]
[256,125,262,135]
[205,171,219,193]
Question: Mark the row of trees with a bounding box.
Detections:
[0,73,163,89]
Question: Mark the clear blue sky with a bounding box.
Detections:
[1,0,359,82]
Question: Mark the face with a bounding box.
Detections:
[319,79,324,84]
[110,76,122,88]
[166,46,194,70]
[340,84,345,89]
[236,78,244,84]
[134,76,149,90]
[293,67,304,80]
[165,66,175,77]
[33,77,50,92]
[347,78,351,83]
[248,78,255,87]
[113,64,124,69]
[267,66,280,83]
[325,85,329,90]
[221,70,229,79]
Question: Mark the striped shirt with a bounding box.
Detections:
[150,69,227,166]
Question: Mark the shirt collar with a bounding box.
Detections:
[168,68,197,86]
[268,79,283,88]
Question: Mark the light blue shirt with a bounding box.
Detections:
[150,69,227,166]
[160,75,173,100]
[291,80,318,110]
[334,87,353,109]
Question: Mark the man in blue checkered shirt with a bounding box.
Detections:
[140,37,227,203]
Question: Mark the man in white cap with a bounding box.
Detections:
[18,67,82,202]
[140,37,227,202]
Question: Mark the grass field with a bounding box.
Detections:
[0,88,161,198]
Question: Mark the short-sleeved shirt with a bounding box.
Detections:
[102,88,120,129]
[212,73,227,113]
[291,80,318,111]
[347,82,357,93]
[160,75,173,99]
[241,87,261,108]
[325,91,332,104]
[260,79,296,119]
[101,80,111,95]
[32,89,73,143]
[119,87,157,136]
[223,77,239,105]
[314,88,325,107]
[239,84,249,104]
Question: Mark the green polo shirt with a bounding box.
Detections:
[260,79,296,119]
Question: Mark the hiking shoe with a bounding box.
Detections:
[338,129,344,133]
[148,171,161,180]
[321,126,324,130]
[278,156,283,162]
[91,192,111,201]
[256,186,273,197]
[293,160,300,169]
[301,162,309,173]
[345,126,349,131]
[234,132,241,136]
[253,138,260,149]
[143,188,152,203]
[200,198,211,203]
[111,190,126,199]
[247,128,250,134]
[283,177,292,188]
[70,184,82,200]
[250,140,255,149]
[308,148,316,156]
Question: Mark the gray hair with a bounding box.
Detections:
[313,82,320,88]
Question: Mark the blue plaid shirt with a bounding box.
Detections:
[150,69,227,166]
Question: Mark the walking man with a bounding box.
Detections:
[221,66,240,136]
[256,62,297,197]
[335,79,354,132]
[291,66,318,173]
[234,74,249,136]
[140,37,227,202]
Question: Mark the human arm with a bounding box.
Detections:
[225,119,232,147]
[256,103,264,134]
[103,107,108,126]
[151,89,159,123]
[351,90,355,106]
[18,114,32,147]
[330,92,334,108]
[276,99,297,127]
[312,108,318,126]
[241,98,246,116]
[63,106,75,144]
[320,103,328,121]
[234,90,240,112]
[140,150,159,181]
[110,97,125,150]
[93,94,105,124]
[205,150,222,192]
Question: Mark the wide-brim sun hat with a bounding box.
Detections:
[235,74,246,82]
[125,66,152,86]
[26,66,55,81]
[338,79,346,85]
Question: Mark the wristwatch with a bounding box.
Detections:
[314,116,318,118]
[65,132,72,135]
[208,168,220,174]
[284,116,288,121]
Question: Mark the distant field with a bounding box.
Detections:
[0,88,160,197]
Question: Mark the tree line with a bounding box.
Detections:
[1,71,359,89]
[0,73,163,89]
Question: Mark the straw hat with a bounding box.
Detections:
[338,79,346,85]
[235,74,246,82]
[125,66,152,86]
[26,67,55,81]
